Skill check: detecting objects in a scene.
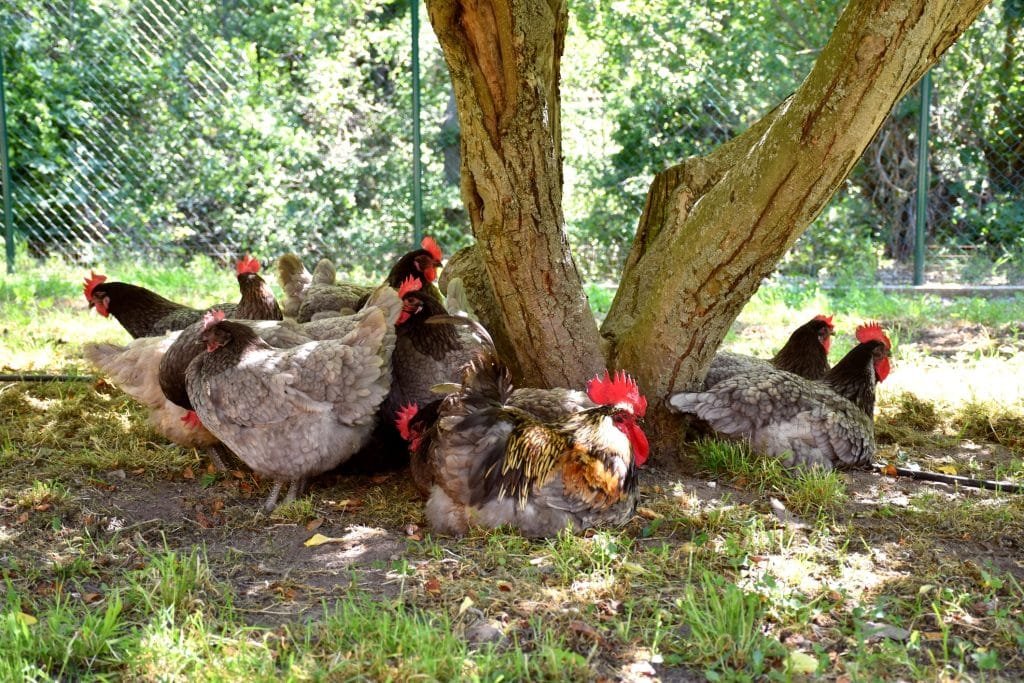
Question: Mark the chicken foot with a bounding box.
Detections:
[261,477,308,513]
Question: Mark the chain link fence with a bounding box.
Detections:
[1,0,1021,282]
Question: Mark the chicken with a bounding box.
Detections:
[159,286,402,423]
[278,236,445,323]
[386,278,485,424]
[669,322,892,471]
[83,256,280,338]
[704,315,834,388]
[83,333,220,452]
[184,289,400,512]
[407,326,648,536]
[395,315,595,496]
[233,255,283,321]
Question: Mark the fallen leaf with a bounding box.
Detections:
[15,612,37,626]
[882,464,899,477]
[786,651,819,675]
[921,631,945,641]
[182,467,194,480]
[497,581,513,592]
[425,577,442,595]
[82,592,102,604]
[568,620,602,642]
[370,474,391,484]
[304,533,344,547]
[195,511,215,529]
[305,518,324,531]
[16,512,29,524]
[131,468,145,476]
[458,596,474,615]
[937,465,958,475]
[405,523,422,541]
[332,499,363,511]
[635,507,662,520]
[230,470,247,479]
[211,499,225,514]
[32,503,52,512]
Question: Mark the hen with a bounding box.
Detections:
[408,328,648,536]
[704,315,834,388]
[279,236,444,323]
[184,290,400,511]
[669,322,891,471]
[396,316,594,496]
[84,256,278,338]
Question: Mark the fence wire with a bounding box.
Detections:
[0,1,1021,282]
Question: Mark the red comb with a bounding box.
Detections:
[855,321,890,349]
[83,271,107,299]
[586,370,647,417]
[202,309,226,329]
[395,403,419,441]
[421,236,442,262]
[236,254,260,274]
[814,314,834,329]
[398,274,422,299]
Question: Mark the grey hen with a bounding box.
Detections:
[704,315,834,388]
[670,322,891,471]
[185,291,399,511]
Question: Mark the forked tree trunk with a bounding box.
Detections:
[426,0,604,389]
[428,0,989,453]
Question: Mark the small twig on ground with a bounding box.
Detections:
[0,374,95,383]
[876,463,1024,494]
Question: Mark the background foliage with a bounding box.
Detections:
[1,0,1021,281]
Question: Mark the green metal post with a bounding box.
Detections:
[913,70,932,286]
[0,48,15,274]
[410,0,424,245]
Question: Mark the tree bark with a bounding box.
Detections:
[427,0,989,456]
[426,0,604,388]
[602,0,989,405]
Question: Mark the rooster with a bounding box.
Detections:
[408,326,648,536]
[84,256,278,338]
[669,322,891,471]
[184,290,400,512]
[704,314,834,388]
[278,236,445,323]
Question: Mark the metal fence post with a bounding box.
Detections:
[913,70,932,286]
[0,47,15,274]
[410,0,423,245]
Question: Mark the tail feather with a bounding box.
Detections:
[362,283,404,327]
[668,391,707,415]
[443,278,476,320]
[311,258,336,286]
[277,254,312,319]
[84,336,174,410]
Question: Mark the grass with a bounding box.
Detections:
[2,256,1024,679]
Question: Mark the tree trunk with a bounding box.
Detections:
[428,0,989,455]
[425,0,605,389]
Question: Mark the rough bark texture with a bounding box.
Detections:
[428,0,988,457]
[426,0,604,388]
[599,0,988,450]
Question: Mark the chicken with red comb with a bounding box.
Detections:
[414,326,647,536]
[671,322,892,471]
[704,315,835,388]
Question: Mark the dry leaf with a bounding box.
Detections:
[497,581,513,592]
[305,518,324,531]
[230,470,247,479]
[211,499,225,514]
[182,467,195,480]
[786,651,819,675]
[131,468,145,476]
[458,596,475,615]
[16,512,29,524]
[425,577,442,595]
[304,533,344,547]
[405,523,422,541]
[635,507,662,520]
[937,465,958,475]
[370,474,391,484]
[32,503,51,512]
[921,631,945,641]
[195,511,214,529]
[568,620,602,642]
[881,464,899,477]
[82,592,102,604]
